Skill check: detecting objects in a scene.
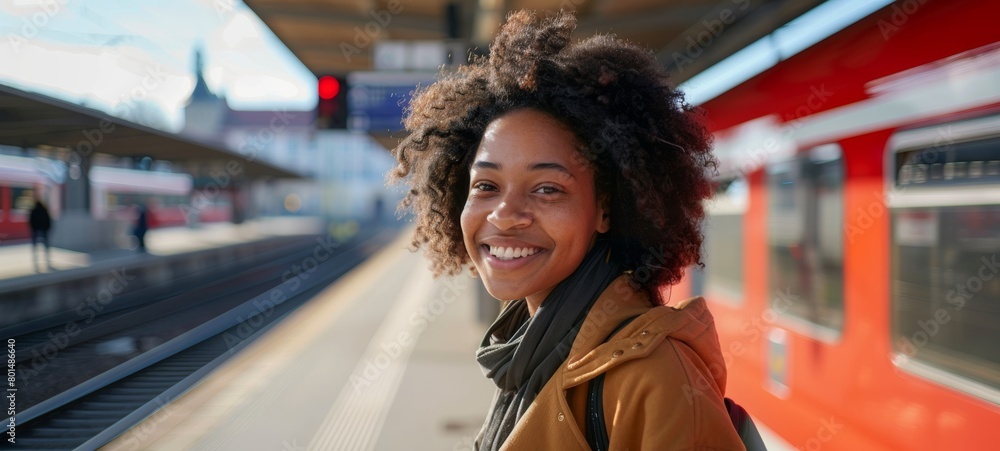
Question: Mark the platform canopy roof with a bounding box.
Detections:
[0,84,299,179]
[244,0,827,82]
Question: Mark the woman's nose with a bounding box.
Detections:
[486,195,531,230]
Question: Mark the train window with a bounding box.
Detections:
[895,136,1000,188]
[767,145,845,338]
[890,124,1000,397]
[702,177,747,302]
[11,187,35,216]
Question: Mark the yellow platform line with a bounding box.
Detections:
[102,230,415,450]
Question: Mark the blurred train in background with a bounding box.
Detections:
[669,1,1000,449]
[0,153,231,242]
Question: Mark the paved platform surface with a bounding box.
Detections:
[101,229,795,451]
[0,216,324,283]
[102,231,496,451]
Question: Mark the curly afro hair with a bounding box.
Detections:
[389,10,716,305]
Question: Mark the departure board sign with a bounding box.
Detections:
[346,72,438,134]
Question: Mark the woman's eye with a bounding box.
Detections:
[473,182,497,192]
[535,186,561,195]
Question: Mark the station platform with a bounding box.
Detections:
[99,229,796,451]
[0,217,324,284]
[102,230,496,450]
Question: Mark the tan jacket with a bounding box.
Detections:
[498,275,746,450]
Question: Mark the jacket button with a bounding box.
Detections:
[640,330,649,336]
[557,413,565,422]
[612,350,623,358]
[632,343,642,349]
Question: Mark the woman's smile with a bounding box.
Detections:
[486,245,542,260]
[484,244,544,262]
[479,239,547,270]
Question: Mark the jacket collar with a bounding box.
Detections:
[557,275,719,390]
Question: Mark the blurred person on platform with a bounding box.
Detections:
[29,197,52,270]
[133,202,149,253]
[389,11,757,450]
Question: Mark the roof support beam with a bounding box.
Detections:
[248,4,444,35]
[655,0,826,83]
[0,86,300,178]
[575,4,715,35]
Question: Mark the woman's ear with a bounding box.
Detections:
[596,195,611,233]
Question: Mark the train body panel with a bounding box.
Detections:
[0,155,231,241]
[692,1,1000,449]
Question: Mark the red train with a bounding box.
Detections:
[0,154,62,242]
[669,1,1000,449]
[0,154,231,242]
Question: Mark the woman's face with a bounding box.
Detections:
[461,108,610,312]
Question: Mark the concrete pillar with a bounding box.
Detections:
[63,150,92,214]
[231,177,248,224]
[52,150,124,251]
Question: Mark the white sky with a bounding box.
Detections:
[0,0,317,132]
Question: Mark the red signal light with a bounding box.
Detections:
[316,75,348,129]
[318,75,340,100]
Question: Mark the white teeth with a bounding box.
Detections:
[488,245,541,260]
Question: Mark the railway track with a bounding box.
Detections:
[1,226,398,450]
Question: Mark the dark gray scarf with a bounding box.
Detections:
[475,237,621,450]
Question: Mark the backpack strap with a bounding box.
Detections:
[584,319,769,451]
[585,315,639,451]
[725,398,769,450]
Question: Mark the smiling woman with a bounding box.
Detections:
[389,10,749,451]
